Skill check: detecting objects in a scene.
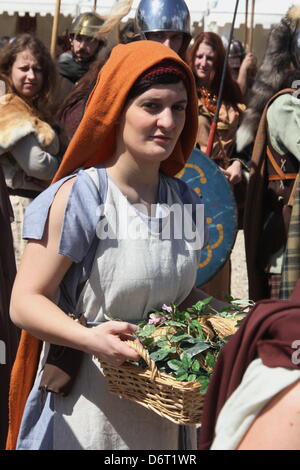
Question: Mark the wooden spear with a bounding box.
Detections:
[93,0,97,13]
[50,0,61,59]
[206,0,240,157]
[244,0,249,48]
[249,0,256,52]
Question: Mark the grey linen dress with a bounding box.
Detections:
[17,166,204,450]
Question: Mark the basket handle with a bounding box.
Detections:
[124,340,160,381]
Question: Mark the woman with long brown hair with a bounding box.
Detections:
[188,31,245,183]
[0,34,61,265]
[188,32,247,300]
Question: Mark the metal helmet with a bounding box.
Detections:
[229,39,246,59]
[135,0,191,55]
[70,12,105,38]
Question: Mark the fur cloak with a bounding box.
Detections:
[236,5,300,152]
[0,94,55,152]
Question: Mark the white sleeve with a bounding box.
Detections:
[210,358,300,450]
[10,132,60,181]
[267,94,300,162]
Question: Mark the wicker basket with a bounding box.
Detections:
[100,340,204,426]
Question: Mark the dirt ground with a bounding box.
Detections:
[231,230,249,300]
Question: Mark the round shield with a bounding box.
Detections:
[178,148,238,286]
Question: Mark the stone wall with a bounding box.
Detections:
[0,13,275,64]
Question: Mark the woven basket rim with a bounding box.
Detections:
[101,359,202,390]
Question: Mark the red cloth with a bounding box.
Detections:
[198,279,300,450]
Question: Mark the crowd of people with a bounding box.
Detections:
[0,0,300,452]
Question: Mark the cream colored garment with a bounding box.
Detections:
[53,176,200,450]
[211,358,300,450]
[9,194,30,266]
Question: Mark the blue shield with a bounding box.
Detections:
[178,148,238,286]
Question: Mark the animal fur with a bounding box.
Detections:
[236,5,300,151]
[287,5,300,24]
[95,0,135,62]
[0,94,55,150]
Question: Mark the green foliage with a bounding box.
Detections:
[135,298,252,395]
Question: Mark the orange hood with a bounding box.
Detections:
[53,40,198,182]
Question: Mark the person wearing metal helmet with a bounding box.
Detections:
[237,5,300,302]
[58,12,105,86]
[135,0,191,58]
[228,39,257,98]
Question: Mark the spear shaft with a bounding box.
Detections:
[206,0,240,157]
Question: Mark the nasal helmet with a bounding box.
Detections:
[229,39,246,60]
[135,0,191,55]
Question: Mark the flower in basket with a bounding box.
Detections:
[136,297,252,395]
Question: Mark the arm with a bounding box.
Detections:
[10,178,140,366]
[236,53,256,96]
[237,379,300,450]
[10,132,60,181]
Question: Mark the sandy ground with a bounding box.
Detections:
[231,230,249,300]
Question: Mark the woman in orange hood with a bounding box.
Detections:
[7,41,217,450]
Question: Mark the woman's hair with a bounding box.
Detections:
[0,33,57,120]
[187,32,243,105]
[127,59,188,102]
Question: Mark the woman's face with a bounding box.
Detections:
[11,48,43,99]
[194,42,215,86]
[117,81,187,166]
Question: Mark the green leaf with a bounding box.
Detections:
[187,374,197,382]
[205,352,216,368]
[191,360,200,372]
[150,349,172,362]
[167,359,183,371]
[199,376,210,395]
[180,353,192,369]
[192,298,213,312]
[164,320,186,328]
[169,333,191,343]
[137,324,156,337]
[175,370,189,381]
[155,339,170,348]
[182,342,211,359]
[189,320,205,339]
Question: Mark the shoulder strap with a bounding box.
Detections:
[84,166,108,202]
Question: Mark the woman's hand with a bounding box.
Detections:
[85,321,141,366]
[220,160,242,184]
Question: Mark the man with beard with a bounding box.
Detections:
[57,12,105,100]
